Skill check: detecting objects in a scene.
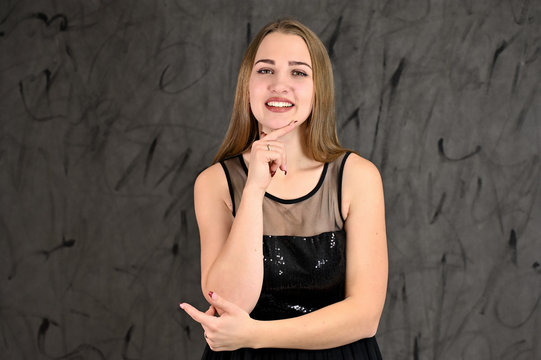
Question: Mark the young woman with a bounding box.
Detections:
[180,18,388,359]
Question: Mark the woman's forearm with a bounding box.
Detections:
[203,185,266,312]
[250,296,381,350]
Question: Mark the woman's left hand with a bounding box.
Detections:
[179,292,258,351]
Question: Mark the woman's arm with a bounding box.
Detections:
[196,122,298,312]
[182,153,388,350]
[195,164,264,312]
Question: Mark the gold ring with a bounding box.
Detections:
[267,144,271,151]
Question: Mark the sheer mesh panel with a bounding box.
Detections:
[221,153,348,236]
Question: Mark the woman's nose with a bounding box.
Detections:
[269,73,289,93]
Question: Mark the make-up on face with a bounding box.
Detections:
[249,32,314,134]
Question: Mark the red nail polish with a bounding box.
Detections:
[208,291,214,299]
[284,170,287,176]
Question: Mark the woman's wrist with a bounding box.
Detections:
[246,319,265,349]
[242,184,266,200]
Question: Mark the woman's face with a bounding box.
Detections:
[249,32,314,133]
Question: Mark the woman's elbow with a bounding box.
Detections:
[353,312,381,339]
[365,321,379,338]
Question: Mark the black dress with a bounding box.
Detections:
[202,152,382,359]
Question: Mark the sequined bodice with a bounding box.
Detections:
[220,152,351,320]
[251,230,346,320]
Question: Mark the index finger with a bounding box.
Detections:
[180,302,214,326]
[263,120,298,141]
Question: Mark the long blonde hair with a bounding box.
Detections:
[213,18,348,164]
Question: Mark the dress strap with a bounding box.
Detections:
[219,160,236,217]
[337,152,352,223]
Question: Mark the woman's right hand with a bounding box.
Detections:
[245,120,298,193]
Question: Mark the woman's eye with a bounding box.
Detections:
[257,69,273,74]
[292,70,308,77]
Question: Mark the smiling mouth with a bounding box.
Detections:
[266,101,294,108]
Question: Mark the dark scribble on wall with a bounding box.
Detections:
[1,1,540,359]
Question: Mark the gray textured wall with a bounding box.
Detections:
[1,0,540,359]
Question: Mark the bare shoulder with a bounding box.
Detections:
[194,162,233,213]
[195,162,226,188]
[341,153,384,219]
[343,153,382,186]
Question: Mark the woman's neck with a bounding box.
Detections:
[260,123,318,171]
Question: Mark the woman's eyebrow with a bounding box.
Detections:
[289,61,312,69]
[254,59,312,69]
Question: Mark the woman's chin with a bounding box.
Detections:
[258,116,307,133]
[258,120,292,133]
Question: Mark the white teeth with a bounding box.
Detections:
[266,101,293,108]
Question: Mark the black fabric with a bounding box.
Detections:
[202,152,382,359]
[202,336,382,359]
[250,230,346,321]
[337,152,352,224]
